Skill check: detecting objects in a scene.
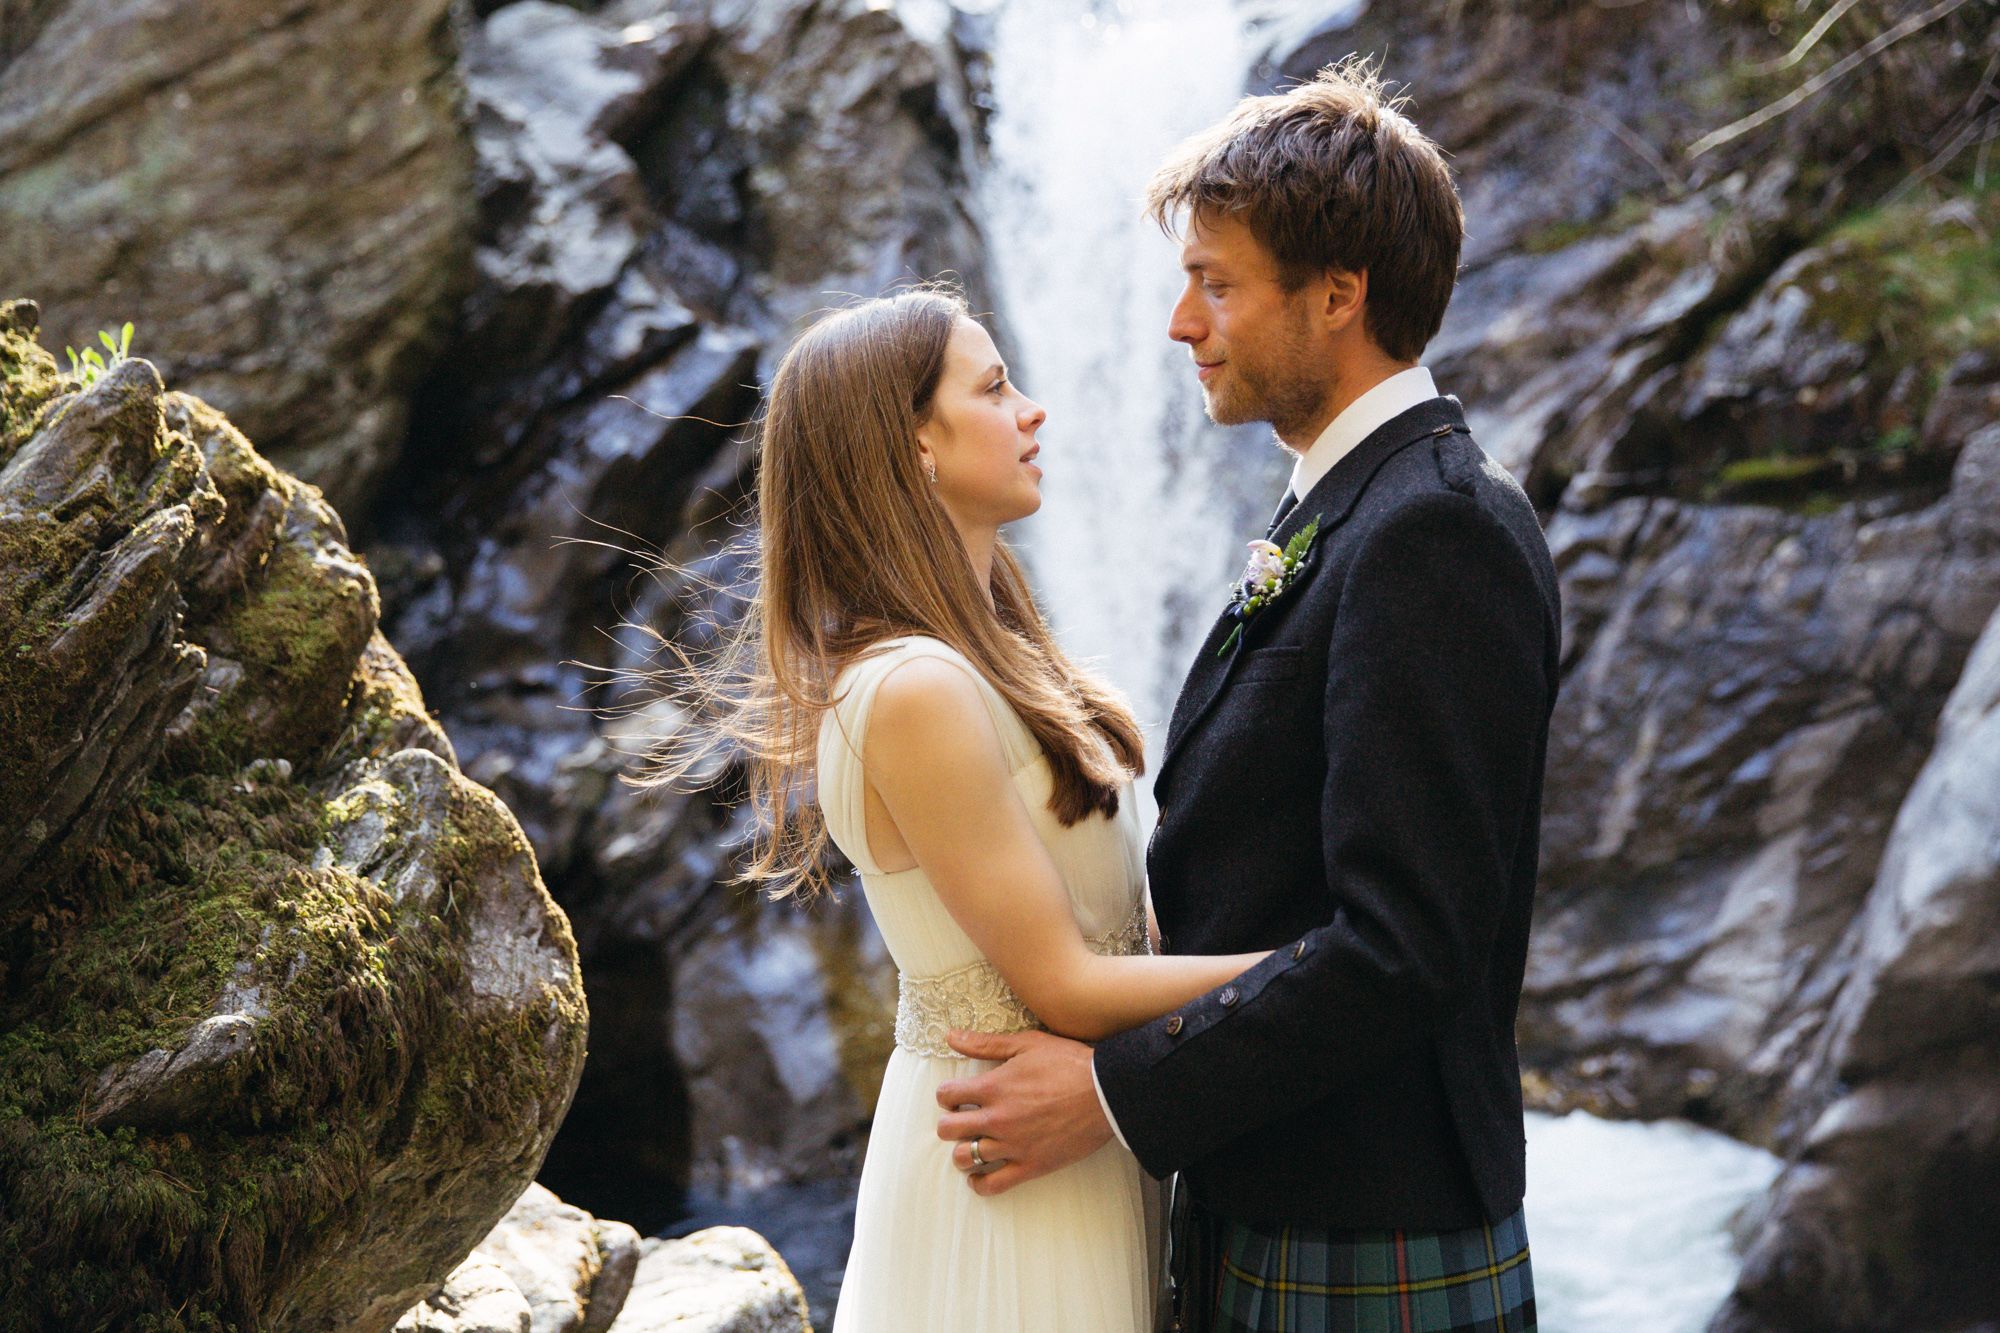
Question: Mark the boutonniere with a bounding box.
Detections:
[1217,517,1320,656]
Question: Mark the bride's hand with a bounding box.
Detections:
[934,1028,1111,1196]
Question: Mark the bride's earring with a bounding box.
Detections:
[923,457,938,485]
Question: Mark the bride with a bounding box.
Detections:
[640,285,1268,1331]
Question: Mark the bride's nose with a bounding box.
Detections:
[1018,397,1047,431]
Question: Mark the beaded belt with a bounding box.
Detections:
[894,899,1150,1057]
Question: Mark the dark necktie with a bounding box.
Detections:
[1265,488,1299,541]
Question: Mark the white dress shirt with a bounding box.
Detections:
[1088,364,1442,1151]
[1289,364,1440,504]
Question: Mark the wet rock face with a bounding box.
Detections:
[0,0,478,521]
[626,0,985,336]
[1524,429,2000,1136]
[364,0,984,1227]
[1714,585,2000,1330]
[0,302,587,1332]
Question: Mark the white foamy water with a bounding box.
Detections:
[1526,1110,1784,1332]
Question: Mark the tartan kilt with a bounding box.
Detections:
[1168,1186,1536,1333]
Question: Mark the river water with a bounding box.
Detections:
[978,2,1785,1330]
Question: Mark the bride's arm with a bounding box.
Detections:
[864,656,1269,1043]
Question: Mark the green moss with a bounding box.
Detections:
[1810,190,2000,370]
[0,510,128,828]
[0,755,584,1331]
[218,540,358,683]
[1872,423,1917,455]
[184,519,379,772]
[1714,453,1833,489]
[0,306,63,468]
[1681,184,1997,510]
[0,329,222,831]
[1795,491,1848,518]
[0,774,344,1330]
[335,637,434,758]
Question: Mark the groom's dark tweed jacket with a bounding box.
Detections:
[1094,395,1561,1232]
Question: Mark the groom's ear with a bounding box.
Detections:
[1321,267,1368,334]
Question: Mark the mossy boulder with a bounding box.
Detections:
[0,300,588,1333]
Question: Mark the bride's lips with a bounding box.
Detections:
[1020,443,1040,465]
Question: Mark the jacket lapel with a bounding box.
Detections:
[1155,397,1469,794]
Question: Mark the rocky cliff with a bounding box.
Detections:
[1265,2,2000,1327]
[0,0,478,518]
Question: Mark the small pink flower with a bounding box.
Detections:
[1217,517,1321,657]
[1242,539,1286,590]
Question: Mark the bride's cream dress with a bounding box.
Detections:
[818,635,1165,1332]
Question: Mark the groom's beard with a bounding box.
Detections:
[1196,308,1330,444]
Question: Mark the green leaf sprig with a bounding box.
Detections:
[1217,516,1320,657]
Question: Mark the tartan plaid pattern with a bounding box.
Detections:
[1170,1190,1536,1333]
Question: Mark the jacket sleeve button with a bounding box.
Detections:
[1164,1015,1183,1036]
[1218,986,1238,1006]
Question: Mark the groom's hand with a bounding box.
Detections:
[934,1028,1111,1197]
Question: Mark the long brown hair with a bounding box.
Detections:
[617,285,1144,900]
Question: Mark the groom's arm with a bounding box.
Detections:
[1093,491,1555,1179]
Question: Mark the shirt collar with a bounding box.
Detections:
[1287,365,1440,503]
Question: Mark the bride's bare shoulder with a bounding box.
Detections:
[870,651,987,726]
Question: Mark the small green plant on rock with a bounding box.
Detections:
[63,321,135,388]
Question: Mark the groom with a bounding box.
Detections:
[935,60,1560,1332]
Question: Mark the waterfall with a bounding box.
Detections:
[981,0,1293,773]
[976,5,1784,1331]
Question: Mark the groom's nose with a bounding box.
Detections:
[1167,286,1205,344]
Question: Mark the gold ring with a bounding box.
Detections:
[969,1137,987,1169]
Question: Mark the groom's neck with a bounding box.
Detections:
[1278,349,1420,452]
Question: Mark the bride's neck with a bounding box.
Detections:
[948,517,999,611]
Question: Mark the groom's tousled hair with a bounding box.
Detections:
[1147,55,1463,362]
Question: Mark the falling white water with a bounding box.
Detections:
[977,5,1787,1332]
[982,0,1293,764]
